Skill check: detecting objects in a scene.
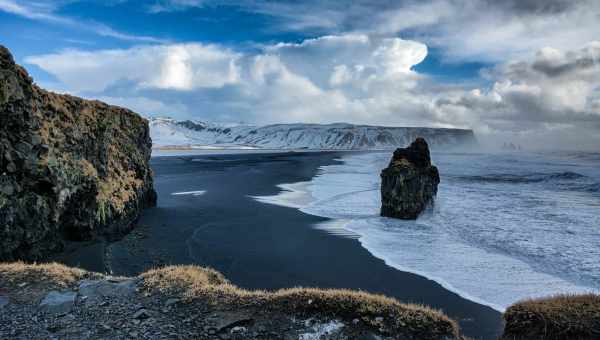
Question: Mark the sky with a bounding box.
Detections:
[1,0,600,149]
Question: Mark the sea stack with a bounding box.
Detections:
[380,138,439,219]
[0,45,156,261]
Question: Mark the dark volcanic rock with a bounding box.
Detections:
[380,138,440,219]
[0,45,156,261]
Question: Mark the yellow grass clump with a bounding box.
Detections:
[0,262,95,290]
[142,265,460,339]
[503,293,600,340]
[141,265,229,293]
[0,263,460,338]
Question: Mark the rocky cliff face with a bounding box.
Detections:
[380,138,440,219]
[0,45,156,261]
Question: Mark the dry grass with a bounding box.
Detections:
[0,262,102,304]
[0,262,96,290]
[36,83,152,226]
[0,263,460,338]
[141,265,229,293]
[143,265,460,339]
[503,294,600,340]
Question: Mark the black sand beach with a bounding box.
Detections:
[56,151,502,339]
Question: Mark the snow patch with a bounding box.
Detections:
[251,182,315,209]
[299,320,344,340]
[171,190,207,196]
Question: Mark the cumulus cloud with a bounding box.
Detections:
[26,35,431,124]
[24,33,600,150]
[26,44,241,92]
[433,42,600,148]
[162,0,599,63]
[139,0,600,63]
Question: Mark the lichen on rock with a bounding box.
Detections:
[380,137,440,219]
[0,45,156,261]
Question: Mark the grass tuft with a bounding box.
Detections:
[0,261,99,290]
[142,265,460,339]
[0,263,461,338]
[503,293,600,340]
[141,265,229,294]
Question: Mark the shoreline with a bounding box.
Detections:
[252,177,508,312]
[51,151,502,339]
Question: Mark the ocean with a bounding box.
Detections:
[254,150,600,311]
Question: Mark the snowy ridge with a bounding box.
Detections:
[149,117,476,150]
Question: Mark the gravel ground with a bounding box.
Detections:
[0,277,392,340]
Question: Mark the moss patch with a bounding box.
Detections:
[0,44,156,260]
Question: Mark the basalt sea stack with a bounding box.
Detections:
[0,45,156,261]
[380,138,439,219]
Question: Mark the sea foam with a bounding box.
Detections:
[252,151,600,311]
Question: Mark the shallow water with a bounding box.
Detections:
[254,151,600,311]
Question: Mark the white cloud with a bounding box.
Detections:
[25,34,431,126]
[0,0,69,23]
[0,0,165,43]
[432,41,600,148]
[23,34,600,149]
[26,44,241,92]
[421,0,600,62]
[147,0,206,13]
[176,0,600,63]
[265,35,426,92]
[95,96,189,117]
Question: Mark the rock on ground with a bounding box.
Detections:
[78,279,138,300]
[0,295,8,308]
[380,138,440,219]
[0,263,463,340]
[0,277,403,340]
[39,291,76,315]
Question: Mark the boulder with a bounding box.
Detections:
[0,45,157,261]
[78,279,138,300]
[39,291,76,315]
[380,138,440,219]
[0,295,8,308]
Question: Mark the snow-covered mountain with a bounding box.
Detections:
[149,117,477,150]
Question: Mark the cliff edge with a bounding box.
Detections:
[0,45,156,260]
[0,262,461,340]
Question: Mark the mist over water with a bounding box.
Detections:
[254,150,600,311]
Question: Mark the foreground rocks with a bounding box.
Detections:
[380,138,440,219]
[0,45,156,261]
[0,262,462,340]
[4,263,593,339]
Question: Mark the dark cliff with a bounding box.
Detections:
[380,138,440,219]
[0,45,156,260]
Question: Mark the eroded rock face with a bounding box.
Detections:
[380,138,439,219]
[0,45,156,260]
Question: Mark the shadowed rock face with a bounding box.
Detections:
[380,138,440,219]
[0,45,156,261]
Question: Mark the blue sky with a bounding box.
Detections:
[2,1,485,81]
[1,0,599,148]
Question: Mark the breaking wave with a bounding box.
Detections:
[253,151,600,311]
[457,171,587,184]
